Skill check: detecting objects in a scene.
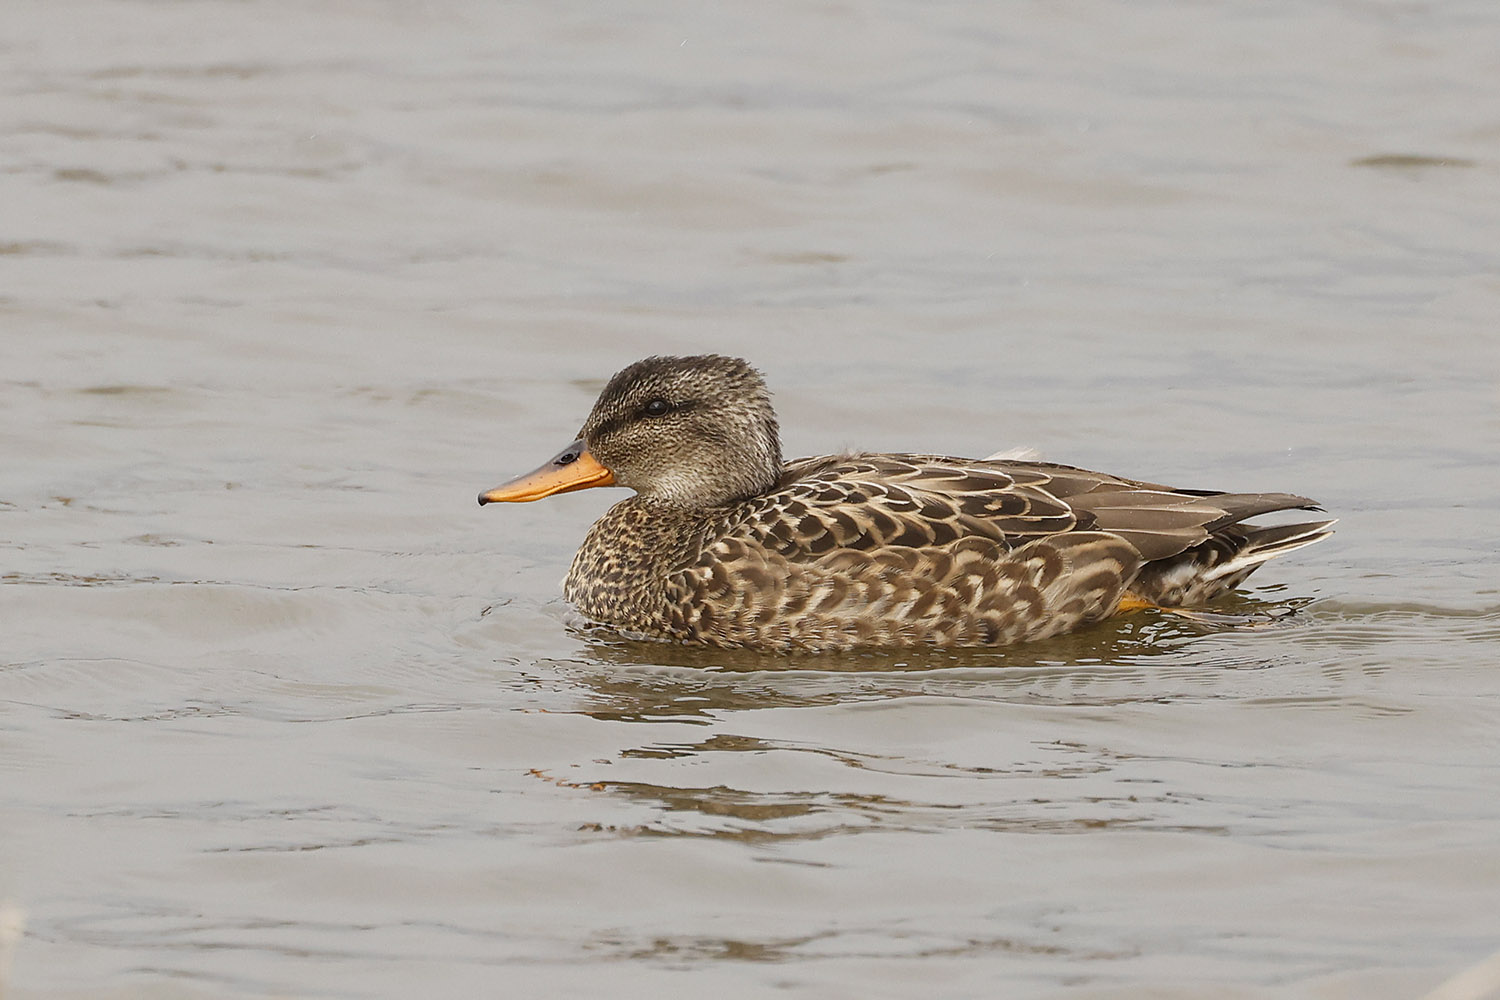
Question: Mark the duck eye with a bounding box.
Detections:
[642,398,672,417]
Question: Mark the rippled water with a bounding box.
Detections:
[4,2,1500,998]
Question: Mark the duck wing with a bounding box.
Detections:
[982,458,1321,561]
[657,454,1327,649]
[765,453,1080,553]
[660,455,1144,650]
[771,454,1320,561]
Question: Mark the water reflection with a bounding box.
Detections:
[504,592,1435,858]
[540,594,1321,723]
[571,592,1313,673]
[533,755,1232,844]
[582,927,1134,964]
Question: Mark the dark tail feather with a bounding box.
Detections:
[1130,518,1336,606]
[1202,518,1338,582]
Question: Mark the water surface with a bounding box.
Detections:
[4,2,1500,998]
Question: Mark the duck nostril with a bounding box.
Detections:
[556,451,578,465]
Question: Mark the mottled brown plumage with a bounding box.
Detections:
[480,355,1334,652]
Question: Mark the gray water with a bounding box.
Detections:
[4,2,1500,998]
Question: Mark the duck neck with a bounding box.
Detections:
[563,496,721,633]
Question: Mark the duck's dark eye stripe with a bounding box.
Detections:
[589,398,699,440]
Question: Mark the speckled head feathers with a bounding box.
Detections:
[580,355,783,507]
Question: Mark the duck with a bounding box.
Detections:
[479,355,1333,652]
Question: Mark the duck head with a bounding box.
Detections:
[479,355,783,509]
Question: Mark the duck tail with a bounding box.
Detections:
[1129,517,1336,607]
[1201,518,1338,583]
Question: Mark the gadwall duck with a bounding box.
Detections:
[480,355,1333,652]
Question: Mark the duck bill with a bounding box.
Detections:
[478,440,615,505]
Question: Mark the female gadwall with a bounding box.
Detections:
[480,355,1332,652]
